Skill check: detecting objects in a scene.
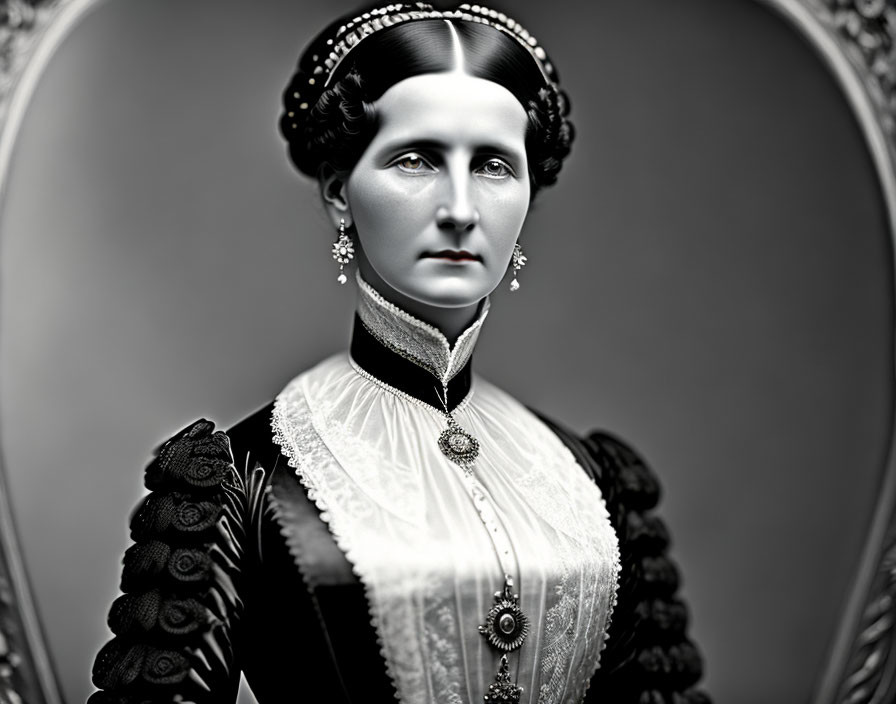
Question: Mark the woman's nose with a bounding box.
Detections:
[435,169,480,232]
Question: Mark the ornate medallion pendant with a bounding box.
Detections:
[438,416,479,471]
[479,576,530,651]
[480,576,528,703]
[483,654,523,703]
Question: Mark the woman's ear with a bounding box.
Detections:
[318,164,353,229]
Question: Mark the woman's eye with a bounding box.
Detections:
[391,153,435,174]
[476,159,513,179]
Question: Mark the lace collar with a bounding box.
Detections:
[354,272,490,387]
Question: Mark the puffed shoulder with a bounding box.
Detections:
[89,419,246,704]
[576,429,711,703]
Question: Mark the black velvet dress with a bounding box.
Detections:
[88,307,711,704]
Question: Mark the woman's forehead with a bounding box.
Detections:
[373,72,529,149]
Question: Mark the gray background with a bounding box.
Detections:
[0,0,891,702]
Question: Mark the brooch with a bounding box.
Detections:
[479,575,530,652]
[438,415,479,473]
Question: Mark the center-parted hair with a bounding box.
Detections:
[279,14,574,199]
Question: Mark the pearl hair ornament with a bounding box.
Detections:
[283,2,560,139]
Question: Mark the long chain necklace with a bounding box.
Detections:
[350,360,531,701]
[435,383,529,703]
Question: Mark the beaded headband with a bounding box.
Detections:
[288,3,559,123]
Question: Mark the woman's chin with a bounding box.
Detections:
[399,274,496,310]
[360,259,498,312]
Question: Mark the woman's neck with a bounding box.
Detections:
[351,272,490,411]
[357,261,481,345]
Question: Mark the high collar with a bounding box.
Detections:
[349,272,490,412]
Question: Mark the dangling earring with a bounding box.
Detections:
[509,243,527,292]
[331,218,354,285]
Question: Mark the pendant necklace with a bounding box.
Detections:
[437,414,479,475]
[435,382,479,473]
[435,383,529,703]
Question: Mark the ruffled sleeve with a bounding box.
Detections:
[582,431,712,704]
[88,419,246,704]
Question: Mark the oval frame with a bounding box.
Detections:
[0,0,893,702]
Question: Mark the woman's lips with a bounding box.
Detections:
[425,249,482,262]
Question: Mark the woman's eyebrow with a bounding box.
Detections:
[472,144,526,162]
[376,138,449,156]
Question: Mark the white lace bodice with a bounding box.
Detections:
[271,278,620,704]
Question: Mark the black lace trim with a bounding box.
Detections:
[580,431,712,703]
[88,420,245,703]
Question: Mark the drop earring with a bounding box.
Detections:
[509,243,527,292]
[332,218,354,285]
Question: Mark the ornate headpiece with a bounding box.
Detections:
[286,3,559,127]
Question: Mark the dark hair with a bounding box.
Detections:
[279,14,574,199]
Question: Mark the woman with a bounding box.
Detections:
[89,4,711,703]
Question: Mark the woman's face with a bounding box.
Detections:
[343,71,531,311]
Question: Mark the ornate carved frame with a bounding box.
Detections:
[0,0,893,701]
